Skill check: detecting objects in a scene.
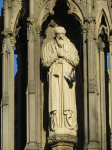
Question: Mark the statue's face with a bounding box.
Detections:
[55,32,65,40]
[55,31,65,48]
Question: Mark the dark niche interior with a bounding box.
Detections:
[41,0,84,149]
[14,13,27,150]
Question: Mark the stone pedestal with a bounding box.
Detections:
[48,134,77,150]
[24,142,40,150]
[87,142,101,150]
[52,143,74,150]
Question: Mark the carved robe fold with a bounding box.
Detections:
[42,37,79,132]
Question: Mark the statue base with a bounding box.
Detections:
[49,127,77,137]
[52,143,74,150]
[87,142,101,150]
[48,134,77,150]
[24,142,41,150]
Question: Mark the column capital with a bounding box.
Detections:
[27,17,37,26]
[1,30,13,38]
[81,24,87,33]
[85,16,96,24]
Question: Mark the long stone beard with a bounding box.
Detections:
[56,38,64,48]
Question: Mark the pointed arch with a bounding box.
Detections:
[97,9,110,37]
[37,0,85,26]
[98,9,109,28]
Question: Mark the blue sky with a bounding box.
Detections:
[0,0,3,16]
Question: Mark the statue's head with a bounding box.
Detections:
[54,27,66,48]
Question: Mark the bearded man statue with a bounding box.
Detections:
[42,27,79,136]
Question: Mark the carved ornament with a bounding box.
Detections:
[35,25,42,34]
[81,24,87,33]
[2,38,13,54]
[48,134,78,145]
[67,0,83,24]
[1,30,13,38]
[48,20,57,28]
[38,0,57,26]
[87,24,94,41]
[27,18,37,26]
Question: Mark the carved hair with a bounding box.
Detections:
[54,27,66,34]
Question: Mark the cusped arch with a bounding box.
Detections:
[37,0,84,26]
[97,9,111,37]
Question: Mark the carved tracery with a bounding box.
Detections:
[98,10,110,37]
[38,0,84,26]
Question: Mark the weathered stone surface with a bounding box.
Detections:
[48,134,78,144]
[42,27,79,137]
[0,0,112,150]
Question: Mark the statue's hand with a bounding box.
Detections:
[58,58,63,64]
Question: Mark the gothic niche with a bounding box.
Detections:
[14,13,28,150]
[40,0,84,149]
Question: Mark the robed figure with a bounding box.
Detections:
[42,27,79,136]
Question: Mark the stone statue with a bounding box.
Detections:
[42,27,79,136]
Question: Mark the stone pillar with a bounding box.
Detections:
[4,1,10,30]
[35,25,42,146]
[25,0,41,148]
[16,41,22,150]
[1,32,15,150]
[81,24,88,150]
[87,23,100,150]
[95,40,101,148]
[98,42,107,150]
[24,21,40,150]
[108,37,112,149]
[87,0,92,17]
[29,0,35,18]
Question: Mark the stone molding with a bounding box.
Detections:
[24,142,42,150]
[87,142,100,149]
[67,0,84,23]
[1,30,13,38]
[48,134,78,145]
[88,82,95,93]
[2,96,9,106]
[27,17,37,26]
[81,24,88,33]
[108,37,112,56]
[29,80,35,94]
